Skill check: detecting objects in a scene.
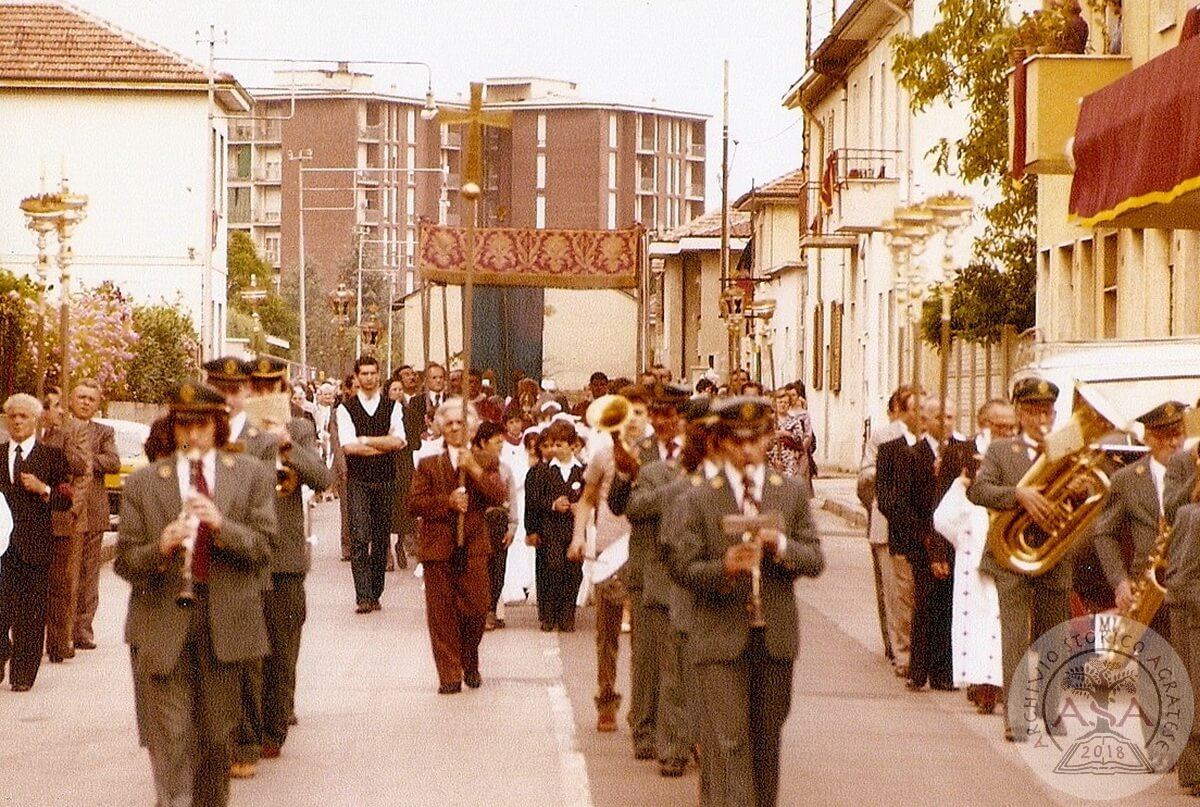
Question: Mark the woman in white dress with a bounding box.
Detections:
[501,427,540,604]
[934,472,1003,713]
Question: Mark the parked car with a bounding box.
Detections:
[96,417,150,518]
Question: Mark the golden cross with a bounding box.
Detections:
[437,82,512,195]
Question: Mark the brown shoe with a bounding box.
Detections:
[597,711,618,733]
[485,613,497,632]
[261,743,281,760]
[659,759,686,778]
[229,762,257,779]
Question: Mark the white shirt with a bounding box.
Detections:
[176,449,217,502]
[724,462,766,512]
[550,457,581,483]
[8,435,35,482]
[314,404,332,433]
[1150,456,1167,513]
[924,434,940,459]
[975,430,992,456]
[702,459,722,480]
[335,390,406,446]
[1020,432,1040,462]
[229,411,248,442]
[657,436,683,463]
[899,422,917,448]
[426,391,445,410]
[447,444,461,471]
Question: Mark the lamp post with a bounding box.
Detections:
[719,281,749,380]
[925,193,974,424]
[240,272,269,354]
[328,281,353,376]
[359,304,382,356]
[53,179,87,393]
[885,205,934,388]
[747,298,777,387]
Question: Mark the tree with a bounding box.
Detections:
[0,267,38,398]
[124,302,201,403]
[34,280,138,393]
[891,0,1055,345]
[227,231,299,356]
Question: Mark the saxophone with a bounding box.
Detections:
[1100,516,1172,665]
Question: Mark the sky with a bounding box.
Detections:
[71,0,808,205]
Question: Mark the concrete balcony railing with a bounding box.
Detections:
[687,142,705,160]
[228,206,252,225]
[442,130,462,149]
[229,122,255,142]
[1008,54,1130,175]
[638,175,657,193]
[256,163,282,182]
[359,122,385,141]
[358,207,382,225]
[260,210,281,224]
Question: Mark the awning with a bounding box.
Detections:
[1068,33,1200,229]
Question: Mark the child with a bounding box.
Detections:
[524,420,586,631]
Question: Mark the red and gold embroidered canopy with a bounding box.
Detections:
[418,222,642,289]
[1069,35,1200,229]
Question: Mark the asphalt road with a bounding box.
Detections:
[0,489,1192,806]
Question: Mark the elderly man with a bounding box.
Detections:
[114,382,276,807]
[408,398,506,694]
[70,378,119,652]
[0,394,71,690]
[39,386,91,663]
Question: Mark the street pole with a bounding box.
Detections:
[298,172,308,378]
[720,59,732,377]
[355,227,365,357]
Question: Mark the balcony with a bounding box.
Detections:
[359,122,384,141]
[1009,54,1130,175]
[638,175,657,194]
[227,166,252,183]
[638,134,656,153]
[355,169,380,186]
[822,148,902,233]
[444,213,461,227]
[259,210,281,225]
[444,173,461,189]
[256,121,281,142]
[264,250,280,266]
[442,130,462,149]
[256,163,282,183]
[687,142,705,160]
[229,121,255,142]
[358,207,382,226]
[799,182,855,249]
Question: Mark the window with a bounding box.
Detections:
[608,152,617,191]
[537,114,547,148]
[536,153,547,190]
[536,195,546,228]
[607,192,617,229]
[608,114,618,150]
[812,302,824,391]
[407,109,415,142]
[1101,232,1118,338]
[829,301,843,393]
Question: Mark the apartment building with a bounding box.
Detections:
[1013,0,1200,401]
[0,0,250,359]
[780,0,987,470]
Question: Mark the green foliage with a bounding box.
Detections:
[123,302,201,403]
[892,0,1050,344]
[0,267,38,398]
[227,231,298,356]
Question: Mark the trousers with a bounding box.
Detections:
[45,530,84,656]
[74,529,103,645]
[627,593,665,752]
[423,557,490,686]
[262,573,306,749]
[0,552,49,688]
[594,576,626,709]
[347,478,394,604]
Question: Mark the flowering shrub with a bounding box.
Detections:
[32,280,138,392]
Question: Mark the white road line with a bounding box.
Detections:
[543,638,595,807]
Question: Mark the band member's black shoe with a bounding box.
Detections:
[355,602,372,614]
[464,670,482,689]
[438,682,462,695]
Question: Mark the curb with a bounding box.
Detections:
[815,496,868,528]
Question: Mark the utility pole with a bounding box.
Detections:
[720,59,733,376]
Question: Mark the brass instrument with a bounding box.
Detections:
[275,460,299,497]
[1101,516,1172,665]
[721,511,784,628]
[177,449,202,608]
[586,394,638,471]
[987,390,1119,576]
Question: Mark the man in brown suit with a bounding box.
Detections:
[114,382,276,807]
[39,387,91,663]
[70,378,120,651]
[409,398,506,694]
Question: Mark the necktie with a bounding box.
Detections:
[742,469,759,516]
[12,444,22,482]
[189,460,213,584]
[665,441,677,461]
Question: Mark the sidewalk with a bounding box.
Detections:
[811,474,868,528]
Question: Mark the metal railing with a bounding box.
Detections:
[831,148,901,181]
[230,122,255,142]
[261,210,281,224]
[687,142,705,159]
[359,122,384,141]
[257,163,282,182]
[638,175,657,193]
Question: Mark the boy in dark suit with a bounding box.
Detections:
[525,420,586,632]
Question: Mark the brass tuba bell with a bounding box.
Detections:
[585,394,632,434]
[986,388,1119,576]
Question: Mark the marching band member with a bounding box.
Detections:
[670,397,824,806]
[114,383,276,807]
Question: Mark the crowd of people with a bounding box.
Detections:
[858,376,1200,797]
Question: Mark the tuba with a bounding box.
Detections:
[986,389,1119,576]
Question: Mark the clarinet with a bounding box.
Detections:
[176,450,202,608]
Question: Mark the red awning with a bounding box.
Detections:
[1069,34,1200,228]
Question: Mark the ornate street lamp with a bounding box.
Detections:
[719,281,750,378]
[747,298,777,386]
[359,304,383,355]
[19,190,69,400]
[239,273,268,354]
[328,281,354,375]
[925,193,974,424]
[885,206,934,388]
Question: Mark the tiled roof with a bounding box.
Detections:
[0,1,232,85]
[734,168,807,210]
[658,210,751,242]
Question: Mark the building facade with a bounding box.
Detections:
[0,1,250,360]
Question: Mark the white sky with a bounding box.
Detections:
[71,0,808,204]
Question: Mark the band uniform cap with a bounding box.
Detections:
[712,396,774,438]
[167,382,228,413]
[249,355,288,381]
[1012,377,1059,404]
[1137,400,1187,430]
[202,356,252,383]
[656,383,692,407]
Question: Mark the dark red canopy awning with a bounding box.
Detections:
[1069,34,1200,229]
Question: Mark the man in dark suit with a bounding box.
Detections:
[408,398,506,694]
[1092,401,1185,640]
[246,358,332,760]
[0,394,72,690]
[411,362,448,439]
[69,378,120,652]
[878,395,956,691]
[670,397,824,807]
[967,377,1069,742]
[114,382,276,807]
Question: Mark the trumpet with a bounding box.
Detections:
[177,449,202,608]
[721,511,785,628]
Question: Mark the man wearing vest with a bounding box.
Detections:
[336,355,408,613]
